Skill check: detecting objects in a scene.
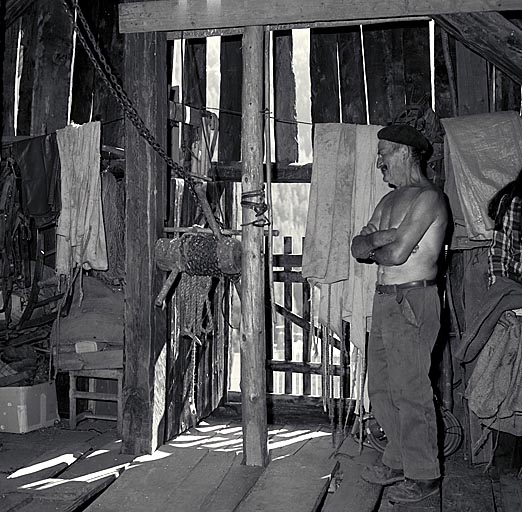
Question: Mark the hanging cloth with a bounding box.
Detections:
[442,111,522,246]
[55,121,107,279]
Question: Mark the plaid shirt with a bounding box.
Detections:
[488,196,522,285]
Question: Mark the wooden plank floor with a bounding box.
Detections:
[322,434,502,512]
[86,420,339,512]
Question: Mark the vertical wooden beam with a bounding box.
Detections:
[122,15,168,455]
[241,25,268,468]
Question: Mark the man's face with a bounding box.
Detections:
[377,140,405,186]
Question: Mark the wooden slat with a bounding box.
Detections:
[268,360,342,377]
[283,237,293,395]
[83,445,209,512]
[338,27,367,124]
[240,25,269,468]
[402,21,431,103]
[434,12,522,85]
[310,28,340,124]
[322,436,382,512]
[212,162,313,183]
[494,66,522,111]
[5,0,33,28]
[181,37,206,228]
[2,19,18,136]
[273,270,305,283]
[363,24,406,125]
[302,259,312,396]
[121,6,168,454]
[273,30,298,164]
[199,458,264,512]
[219,35,243,162]
[455,40,490,115]
[118,0,522,34]
[236,428,337,512]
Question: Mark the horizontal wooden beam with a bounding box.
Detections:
[434,11,522,84]
[211,162,312,183]
[166,16,432,40]
[119,0,522,34]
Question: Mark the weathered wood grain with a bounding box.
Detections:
[1,19,18,136]
[273,30,298,164]
[119,0,522,34]
[310,28,340,124]
[240,25,269,468]
[435,12,522,85]
[121,0,168,454]
[338,27,367,124]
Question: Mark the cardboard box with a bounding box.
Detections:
[0,381,59,433]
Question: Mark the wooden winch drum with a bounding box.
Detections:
[155,233,241,276]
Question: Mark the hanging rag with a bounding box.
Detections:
[302,124,356,285]
[343,124,389,349]
[466,310,522,436]
[55,121,108,279]
[442,111,522,246]
[303,123,388,348]
[12,133,61,226]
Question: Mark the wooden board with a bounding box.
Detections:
[322,436,382,512]
[119,0,522,33]
[198,458,264,512]
[434,25,457,119]
[121,14,168,455]
[27,0,73,135]
[273,30,298,164]
[455,40,490,115]
[83,444,209,511]
[338,27,367,124]
[310,28,340,124]
[363,24,406,125]
[435,12,522,85]
[236,427,337,512]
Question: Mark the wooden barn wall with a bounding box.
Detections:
[2,7,522,437]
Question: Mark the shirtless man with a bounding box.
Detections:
[351,124,448,504]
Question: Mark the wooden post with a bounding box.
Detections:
[240,25,269,467]
[121,12,168,454]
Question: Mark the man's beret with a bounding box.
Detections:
[377,124,432,154]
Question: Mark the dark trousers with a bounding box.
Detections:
[368,286,441,480]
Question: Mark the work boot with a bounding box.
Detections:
[387,477,440,503]
[360,463,404,486]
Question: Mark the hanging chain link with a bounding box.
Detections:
[61,0,201,202]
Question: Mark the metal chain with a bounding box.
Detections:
[60,0,201,202]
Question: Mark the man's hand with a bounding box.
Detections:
[351,227,398,261]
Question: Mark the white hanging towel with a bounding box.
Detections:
[56,121,108,278]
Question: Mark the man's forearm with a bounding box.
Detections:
[351,228,397,260]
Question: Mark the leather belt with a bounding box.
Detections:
[376,279,437,294]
